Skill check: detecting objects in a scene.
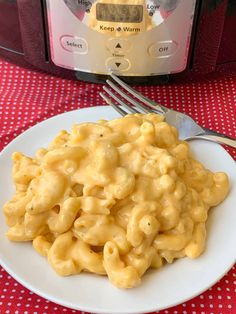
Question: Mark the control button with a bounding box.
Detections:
[107,38,131,53]
[106,57,131,71]
[60,36,88,54]
[148,41,178,58]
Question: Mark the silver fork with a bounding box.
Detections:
[100,73,236,149]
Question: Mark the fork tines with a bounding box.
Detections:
[100,73,164,116]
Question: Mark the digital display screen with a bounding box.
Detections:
[96,3,143,23]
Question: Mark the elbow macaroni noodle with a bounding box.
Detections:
[3,114,229,288]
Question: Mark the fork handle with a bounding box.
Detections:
[194,129,236,148]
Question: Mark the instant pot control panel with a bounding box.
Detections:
[46,0,196,76]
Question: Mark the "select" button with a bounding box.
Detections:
[60,36,88,54]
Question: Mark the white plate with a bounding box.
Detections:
[0,106,236,314]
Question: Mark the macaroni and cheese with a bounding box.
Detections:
[3,114,229,288]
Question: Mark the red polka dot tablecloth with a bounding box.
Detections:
[0,58,235,314]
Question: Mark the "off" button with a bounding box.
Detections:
[60,36,88,54]
[148,41,178,58]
